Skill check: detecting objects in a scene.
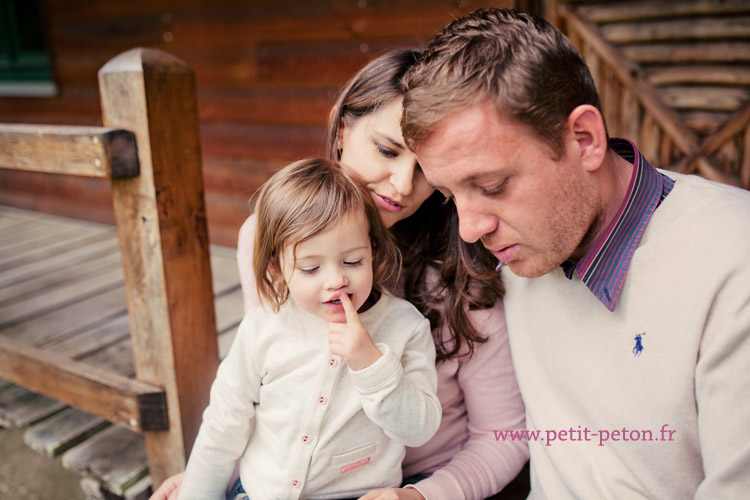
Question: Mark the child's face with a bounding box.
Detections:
[279,211,374,323]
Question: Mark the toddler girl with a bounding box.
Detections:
[178,158,441,500]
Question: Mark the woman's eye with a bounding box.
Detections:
[344,259,363,267]
[299,267,319,275]
[376,145,397,158]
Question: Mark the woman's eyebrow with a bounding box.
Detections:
[373,131,405,149]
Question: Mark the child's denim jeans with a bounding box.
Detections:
[227,478,248,500]
[226,473,431,499]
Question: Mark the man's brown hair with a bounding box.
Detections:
[402,8,604,157]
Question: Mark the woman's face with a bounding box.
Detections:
[339,97,435,228]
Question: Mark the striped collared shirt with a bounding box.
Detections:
[561,138,675,311]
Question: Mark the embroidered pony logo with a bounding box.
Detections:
[633,333,646,357]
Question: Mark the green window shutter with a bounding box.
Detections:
[0,0,57,97]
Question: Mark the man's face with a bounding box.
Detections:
[416,101,600,278]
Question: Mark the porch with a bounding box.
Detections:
[0,205,244,498]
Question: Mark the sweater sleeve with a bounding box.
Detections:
[178,313,261,500]
[694,249,750,499]
[349,314,442,447]
[409,302,529,500]
[237,214,261,313]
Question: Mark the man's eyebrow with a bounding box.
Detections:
[461,172,487,184]
[426,172,485,191]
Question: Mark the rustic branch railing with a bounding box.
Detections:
[552,1,750,189]
[0,48,219,485]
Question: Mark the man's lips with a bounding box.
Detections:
[490,244,519,264]
[375,193,403,213]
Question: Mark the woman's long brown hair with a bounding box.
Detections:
[326,48,503,361]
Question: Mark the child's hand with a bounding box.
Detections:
[148,472,184,500]
[358,487,426,499]
[328,293,382,371]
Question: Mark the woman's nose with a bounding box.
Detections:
[389,160,417,196]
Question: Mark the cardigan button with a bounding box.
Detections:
[328,357,338,367]
[291,478,301,487]
[318,395,327,405]
[301,434,310,443]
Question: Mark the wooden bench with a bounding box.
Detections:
[0,206,244,498]
[0,47,231,494]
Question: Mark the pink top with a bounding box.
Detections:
[238,215,528,499]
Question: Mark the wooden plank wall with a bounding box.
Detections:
[0,0,524,246]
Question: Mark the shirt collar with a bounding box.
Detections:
[561,138,675,311]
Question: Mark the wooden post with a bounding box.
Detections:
[97,48,219,484]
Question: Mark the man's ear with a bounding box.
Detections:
[567,104,608,173]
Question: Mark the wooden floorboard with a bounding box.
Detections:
[1,285,128,344]
[80,335,136,376]
[0,222,78,251]
[0,268,124,326]
[0,224,88,256]
[0,238,120,289]
[0,251,123,307]
[0,232,114,272]
[42,314,131,360]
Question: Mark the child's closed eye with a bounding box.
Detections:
[299,266,319,275]
[344,259,363,267]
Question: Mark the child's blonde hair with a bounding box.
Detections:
[253,158,401,312]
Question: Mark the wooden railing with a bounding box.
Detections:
[0,48,219,485]
[549,0,750,189]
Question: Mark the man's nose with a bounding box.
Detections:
[455,196,498,244]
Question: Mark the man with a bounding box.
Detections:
[402,8,750,499]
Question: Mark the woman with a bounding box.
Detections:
[151,49,527,500]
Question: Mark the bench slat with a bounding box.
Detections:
[62,425,148,496]
[24,407,109,457]
[0,385,66,427]
[0,336,167,432]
